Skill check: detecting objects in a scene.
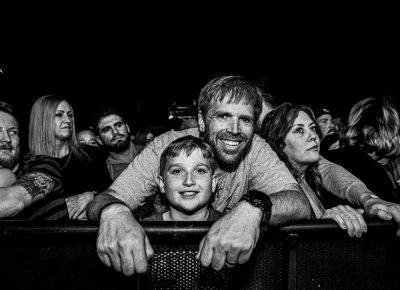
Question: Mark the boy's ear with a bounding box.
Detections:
[157,175,166,193]
[198,111,205,132]
[96,136,104,146]
[211,175,217,193]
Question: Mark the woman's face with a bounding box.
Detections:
[283,111,320,172]
[54,101,73,141]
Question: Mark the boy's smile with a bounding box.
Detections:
[158,148,217,216]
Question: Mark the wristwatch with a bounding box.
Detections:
[240,190,273,223]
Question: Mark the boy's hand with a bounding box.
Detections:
[196,201,261,270]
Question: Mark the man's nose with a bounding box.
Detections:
[227,118,241,135]
[0,131,11,143]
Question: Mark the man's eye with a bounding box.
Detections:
[241,118,253,124]
[196,168,208,174]
[8,130,18,136]
[311,126,317,132]
[217,114,230,120]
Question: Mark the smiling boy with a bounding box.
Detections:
[144,135,223,221]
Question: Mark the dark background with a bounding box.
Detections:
[1,8,399,141]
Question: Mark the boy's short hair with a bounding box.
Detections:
[159,135,215,175]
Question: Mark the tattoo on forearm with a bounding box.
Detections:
[14,172,55,199]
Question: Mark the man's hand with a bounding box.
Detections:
[322,205,367,238]
[195,201,262,270]
[97,204,154,276]
[66,191,95,219]
[362,196,400,237]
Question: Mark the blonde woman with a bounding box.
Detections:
[27,95,111,220]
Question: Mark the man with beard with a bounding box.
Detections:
[0,101,62,218]
[314,107,341,153]
[87,75,314,276]
[0,101,20,186]
[92,108,142,181]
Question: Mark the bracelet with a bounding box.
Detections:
[86,192,127,221]
[358,193,379,206]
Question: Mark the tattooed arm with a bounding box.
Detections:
[0,172,55,218]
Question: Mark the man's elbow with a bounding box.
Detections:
[269,189,312,225]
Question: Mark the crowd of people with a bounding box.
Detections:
[1,75,400,277]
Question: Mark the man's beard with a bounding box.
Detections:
[107,135,130,153]
[0,146,20,169]
[204,128,252,169]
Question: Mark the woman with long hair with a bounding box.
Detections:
[261,102,400,237]
[26,95,111,220]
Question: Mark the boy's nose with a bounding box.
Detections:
[183,173,195,186]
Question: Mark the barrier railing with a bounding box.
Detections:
[0,219,399,289]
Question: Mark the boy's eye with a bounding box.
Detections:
[171,169,183,175]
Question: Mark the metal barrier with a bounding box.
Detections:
[0,219,399,289]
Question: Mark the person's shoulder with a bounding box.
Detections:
[142,213,164,221]
[0,168,17,187]
[247,133,275,157]
[207,208,224,221]
[150,128,200,150]
[20,153,61,174]
[80,145,109,164]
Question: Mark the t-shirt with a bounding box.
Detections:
[106,142,142,181]
[142,208,224,221]
[14,154,64,220]
[88,128,298,219]
[17,146,112,220]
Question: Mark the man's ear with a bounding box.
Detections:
[198,111,205,132]
[96,136,104,146]
[157,175,166,193]
[126,123,130,135]
[211,175,217,193]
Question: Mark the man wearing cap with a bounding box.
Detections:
[314,107,341,153]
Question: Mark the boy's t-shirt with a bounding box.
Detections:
[142,208,224,221]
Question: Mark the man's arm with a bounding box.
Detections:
[319,156,400,236]
[318,156,375,204]
[0,172,55,218]
[269,185,312,225]
[196,184,311,270]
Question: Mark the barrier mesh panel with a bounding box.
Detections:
[1,245,137,290]
[146,246,231,289]
[144,241,283,290]
[296,239,399,290]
